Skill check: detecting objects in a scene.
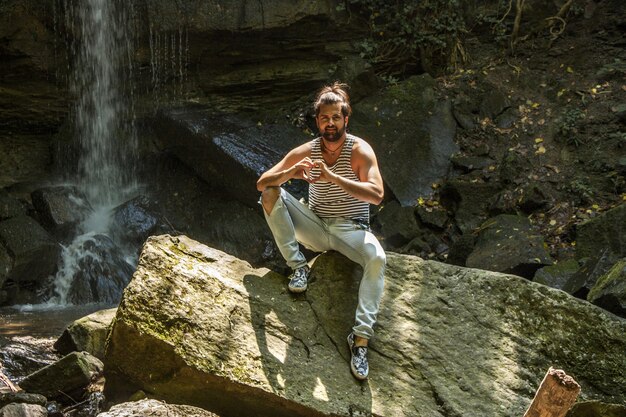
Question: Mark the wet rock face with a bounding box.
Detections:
[153,108,308,207]
[0,336,59,384]
[111,195,160,247]
[60,234,135,305]
[30,186,92,240]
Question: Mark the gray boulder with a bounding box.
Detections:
[587,259,626,317]
[576,204,625,260]
[564,251,616,298]
[0,216,59,284]
[350,74,458,206]
[19,351,103,402]
[97,399,220,417]
[534,259,581,290]
[104,235,626,417]
[0,192,25,221]
[0,393,46,409]
[111,195,160,246]
[415,205,448,230]
[440,179,501,233]
[0,403,47,417]
[373,200,421,247]
[467,214,553,278]
[30,185,91,239]
[479,89,512,120]
[566,401,626,417]
[54,308,117,359]
[0,244,10,292]
[153,108,308,207]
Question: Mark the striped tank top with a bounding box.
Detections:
[308,134,370,223]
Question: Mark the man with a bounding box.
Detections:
[256,82,386,380]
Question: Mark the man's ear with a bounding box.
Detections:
[345,115,349,126]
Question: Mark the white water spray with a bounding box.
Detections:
[46,0,139,306]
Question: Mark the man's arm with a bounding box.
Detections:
[256,143,314,192]
[313,138,384,205]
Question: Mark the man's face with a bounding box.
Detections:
[317,103,348,143]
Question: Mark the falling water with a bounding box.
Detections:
[148,24,189,107]
[71,0,138,208]
[36,0,139,307]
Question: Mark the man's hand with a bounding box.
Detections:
[290,157,317,182]
[310,160,337,184]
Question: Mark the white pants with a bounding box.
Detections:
[263,187,385,339]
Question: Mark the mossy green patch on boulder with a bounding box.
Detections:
[19,351,103,402]
[587,258,626,317]
[576,204,626,260]
[534,259,581,290]
[54,308,117,359]
[566,400,626,417]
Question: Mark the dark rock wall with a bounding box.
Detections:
[0,0,365,188]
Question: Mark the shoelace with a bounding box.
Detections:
[353,346,367,366]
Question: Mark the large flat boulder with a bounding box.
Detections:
[97,399,220,417]
[104,235,626,417]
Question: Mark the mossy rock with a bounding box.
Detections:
[587,258,626,317]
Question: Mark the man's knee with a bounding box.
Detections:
[261,186,281,215]
[364,246,386,271]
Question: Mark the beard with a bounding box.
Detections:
[321,125,345,142]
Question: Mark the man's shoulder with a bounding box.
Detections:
[348,134,375,155]
[290,139,315,154]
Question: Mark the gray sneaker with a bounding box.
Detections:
[288,265,309,293]
[347,332,369,380]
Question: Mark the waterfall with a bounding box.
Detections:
[39,0,139,307]
[72,0,138,209]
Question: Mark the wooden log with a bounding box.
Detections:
[0,368,18,393]
[523,367,581,417]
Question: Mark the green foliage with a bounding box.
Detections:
[597,58,626,79]
[556,107,585,147]
[340,0,468,78]
[568,178,594,204]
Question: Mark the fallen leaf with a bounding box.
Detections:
[549,220,557,226]
[535,137,544,143]
[567,66,574,73]
[535,145,546,154]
